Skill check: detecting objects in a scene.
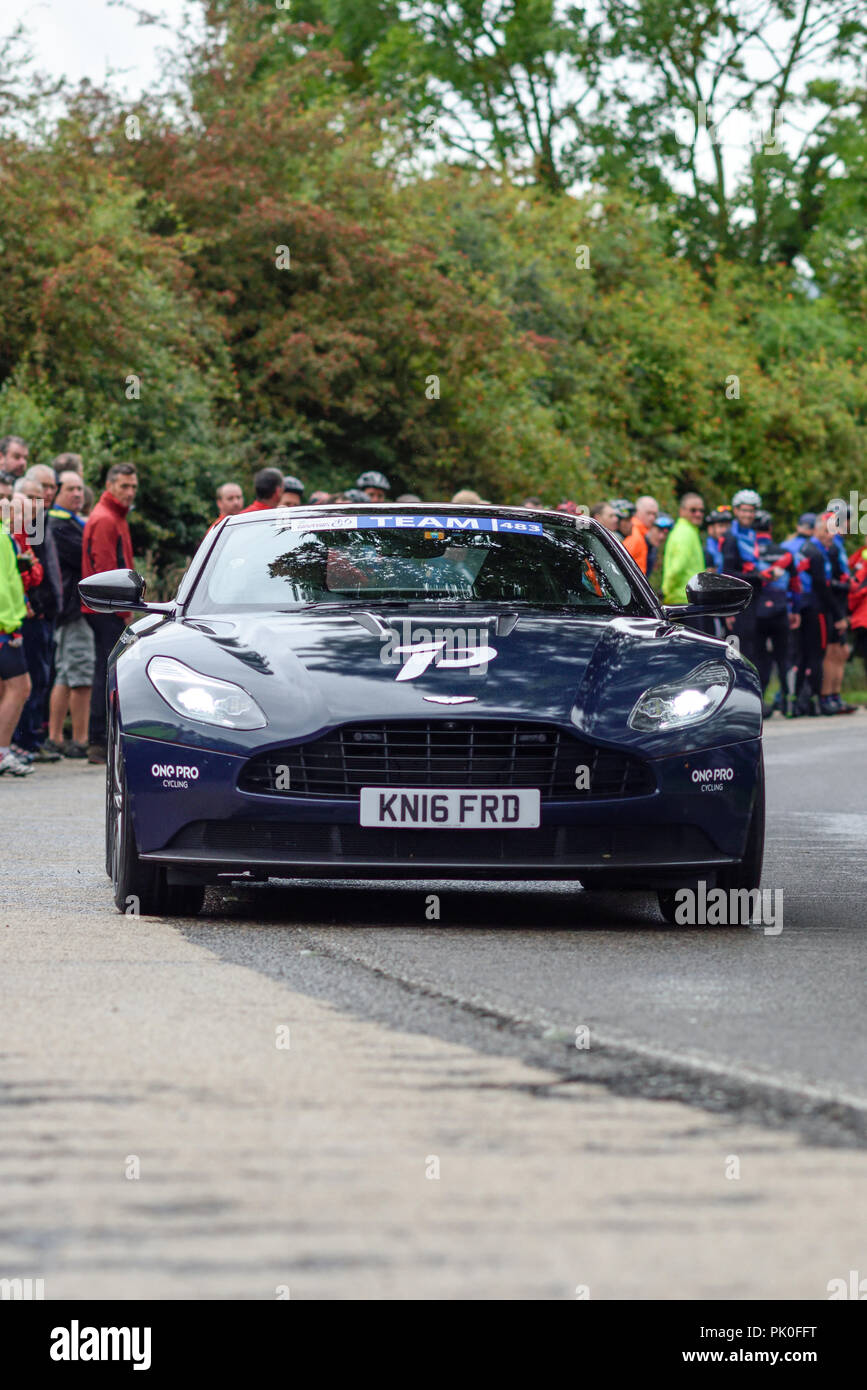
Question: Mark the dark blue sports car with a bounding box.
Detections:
[80,503,763,921]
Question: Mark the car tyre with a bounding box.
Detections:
[716,750,765,894]
[108,711,205,917]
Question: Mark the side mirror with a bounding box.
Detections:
[662,570,753,621]
[79,569,173,615]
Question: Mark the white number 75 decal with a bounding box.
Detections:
[393,640,498,681]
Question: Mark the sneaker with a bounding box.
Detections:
[62,740,89,759]
[819,696,839,716]
[835,696,858,714]
[33,741,63,762]
[87,744,107,764]
[11,745,35,763]
[0,750,35,776]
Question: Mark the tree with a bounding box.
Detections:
[600,0,867,265]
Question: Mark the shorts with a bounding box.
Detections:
[818,613,847,651]
[54,616,96,687]
[0,635,28,680]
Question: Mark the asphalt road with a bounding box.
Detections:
[2,714,866,1299]
[277,715,867,1109]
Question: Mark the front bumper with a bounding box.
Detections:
[124,733,762,888]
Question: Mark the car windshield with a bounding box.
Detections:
[188,511,649,616]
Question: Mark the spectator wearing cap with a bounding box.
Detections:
[704,507,732,573]
[662,493,706,606]
[645,511,673,585]
[609,500,635,542]
[623,495,659,575]
[81,463,138,762]
[356,471,390,504]
[46,471,95,758]
[721,489,785,667]
[780,513,817,579]
[281,476,305,507]
[241,467,284,513]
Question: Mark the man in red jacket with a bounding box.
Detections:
[240,467,284,513]
[81,463,138,763]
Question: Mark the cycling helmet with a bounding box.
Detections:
[755,509,772,531]
[356,471,391,492]
[732,489,761,508]
[282,476,304,495]
[609,498,635,520]
[707,508,733,525]
[343,488,371,504]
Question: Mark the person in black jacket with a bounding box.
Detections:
[46,471,95,757]
[11,476,63,760]
[721,490,782,665]
[796,513,850,715]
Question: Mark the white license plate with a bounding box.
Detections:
[360,787,540,829]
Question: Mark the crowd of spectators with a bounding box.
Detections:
[2,439,865,778]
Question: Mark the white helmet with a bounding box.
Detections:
[732,488,761,508]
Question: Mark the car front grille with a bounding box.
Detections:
[164,820,716,867]
[238,721,655,801]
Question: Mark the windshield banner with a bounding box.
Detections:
[283,514,545,535]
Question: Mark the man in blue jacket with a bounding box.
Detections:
[721,489,783,667]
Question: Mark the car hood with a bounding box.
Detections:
[120,607,760,754]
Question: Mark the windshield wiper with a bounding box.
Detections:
[282,600,411,612]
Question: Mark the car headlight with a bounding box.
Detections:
[628,659,733,732]
[146,656,267,730]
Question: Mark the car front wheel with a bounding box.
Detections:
[107,712,205,918]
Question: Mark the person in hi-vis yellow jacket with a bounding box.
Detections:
[661,494,706,605]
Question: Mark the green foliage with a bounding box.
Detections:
[0,0,865,582]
